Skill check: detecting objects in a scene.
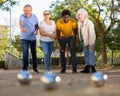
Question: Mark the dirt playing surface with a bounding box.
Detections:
[0,68,120,96]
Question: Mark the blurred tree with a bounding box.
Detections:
[0,25,9,60]
[50,0,120,66]
[0,0,17,11]
[0,0,19,59]
[106,23,120,64]
[107,24,120,51]
[12,35,22,58]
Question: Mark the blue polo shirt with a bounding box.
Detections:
[19,14,38,40]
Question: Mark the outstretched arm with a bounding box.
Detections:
[19,20,27,32]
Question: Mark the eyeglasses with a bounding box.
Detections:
[44,13,50,16]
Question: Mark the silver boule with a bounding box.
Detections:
[40,71,61,90]
[17,70,32,85]
[91,71,108,87]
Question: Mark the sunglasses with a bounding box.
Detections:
[44,13,50,16]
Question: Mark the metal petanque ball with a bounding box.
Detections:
[17,70,33,85]
[91,71,108,87]
[40,71,61,90]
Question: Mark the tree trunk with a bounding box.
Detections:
[111,49,114,65]
[101,33,107,67]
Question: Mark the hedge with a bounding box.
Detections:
[29,56,85,66]
[0,61,5,68]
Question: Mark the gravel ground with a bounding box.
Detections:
[0,68,120,96]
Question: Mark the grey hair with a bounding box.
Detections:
[24,4,32,9]
[76,8,88,19]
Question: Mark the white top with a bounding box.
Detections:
[78,19,96,46]
[39,20,56,42]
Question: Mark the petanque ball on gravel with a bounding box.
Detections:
[91,71,108,87]
[40,71,61,90]
[17,70,33,85]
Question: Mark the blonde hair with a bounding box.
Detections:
[76,8,88,19]
[43,10,51,15]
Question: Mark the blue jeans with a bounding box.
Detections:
[21,39,37,70]
[59,36,77,71]
[40,41,54,71]
[81,40,96,66]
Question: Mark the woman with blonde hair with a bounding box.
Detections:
[39,10,56,71]
[76,8,96,73]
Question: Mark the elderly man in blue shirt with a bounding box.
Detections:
[19,4,39,73]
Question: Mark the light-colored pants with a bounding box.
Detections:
[40,40,54,71]
[81,40,96,66]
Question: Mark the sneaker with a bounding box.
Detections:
[80,65,90,73]
[72,70,77,73]
[90,65,96,73]
[45,70,49,73]
[33,69,39,73]
[59,70,66,73]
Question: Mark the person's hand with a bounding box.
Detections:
[59,46,64,52]
[89,45,94,50]
[33,31,38,35]
[22,27,27,32]
[50,33,56,39]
